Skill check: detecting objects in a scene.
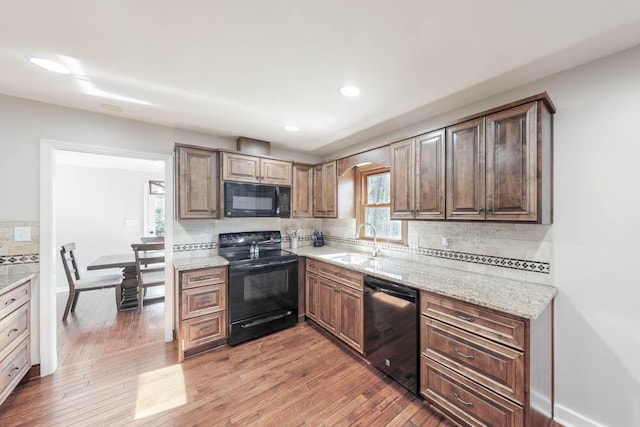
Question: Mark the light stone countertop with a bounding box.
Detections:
[291,246,557,320]
[0,273,36,292]
[173,255,229,272]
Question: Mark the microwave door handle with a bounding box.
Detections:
[275,186,280,215]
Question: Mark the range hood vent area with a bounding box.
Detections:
[236,136,270,156]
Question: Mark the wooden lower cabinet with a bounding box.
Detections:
[420,291,553,427]
[305,259,364,353]
[0,276,32,406]
[176,266,228,361]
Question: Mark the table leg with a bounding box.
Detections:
[119,266,139,310]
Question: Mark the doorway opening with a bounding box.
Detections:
[40,139,174,376]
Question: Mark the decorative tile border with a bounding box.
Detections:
[173,242,218,252]
[0,253,40,266]
[326,236,550,274]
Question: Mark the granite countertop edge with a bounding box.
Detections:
[0,273,37,292]
[292,246,557,320]
[171,247,557,320]
[173,255,229,271]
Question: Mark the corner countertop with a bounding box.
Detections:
[173,255,229,272]
[0,273,36,293]
[290,246,557,320]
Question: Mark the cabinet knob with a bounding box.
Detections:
[487,207,493,214]
[477,208,483,214]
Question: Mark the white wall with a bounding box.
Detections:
[0,94,320,222]
[55,163,163,290]
[333,44,640,427]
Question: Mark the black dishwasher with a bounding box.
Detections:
[364,275,418,395]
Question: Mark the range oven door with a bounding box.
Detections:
[227,258,298,345]
[224,182,290,218]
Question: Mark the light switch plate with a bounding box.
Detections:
[14,226,31,242]
[408,236,418,248]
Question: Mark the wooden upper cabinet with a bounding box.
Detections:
[390,138,415,220]
[313,161,337,218]
[390,130,445,220]
[445,98,552,223]
[292,164,313,217]
[261,158,292,185]
[175,145,218,220]
[446,118,486,221]
[485,102,537,221]
[222,152,261,183]
[222,152,292,186]
[416,130,446,219]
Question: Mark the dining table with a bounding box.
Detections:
[87,253,139,310]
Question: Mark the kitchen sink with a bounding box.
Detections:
[321,253,380,268]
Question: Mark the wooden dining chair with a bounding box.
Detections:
[131,242,165,313]
[60,242,123,322]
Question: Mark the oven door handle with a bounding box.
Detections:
[231,259,298,271]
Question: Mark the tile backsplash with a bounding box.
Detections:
[173,217,322,258]
[320,219,553,285]
[0,221,40,276]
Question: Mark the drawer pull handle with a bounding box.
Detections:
[8,328,19,337]
[335,272,342,277]
[453,391,474,407]
[5,298,16,306]
[453,348,474,360]
[456,313,475,322]
[8,367,20,378]
[192,275,217,282]
[309,264,316,268]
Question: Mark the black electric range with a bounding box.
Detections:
[219,231,299,346]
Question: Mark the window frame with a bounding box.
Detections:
[355,165,407,244]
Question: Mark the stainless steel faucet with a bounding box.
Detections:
[356,222,379,257]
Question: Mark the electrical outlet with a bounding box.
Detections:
[442,236,450,249]
[408,236,419,248]
[14,226,31,242]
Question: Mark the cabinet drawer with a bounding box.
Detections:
[0,281,30,320]
[181,284,225,320]
[422,317,524,403]
[0,303,29,362]
[421,292,525,350]
[181,267,227,290]
[421,357,523,427]
[306,259,319,274]
[316,261,363,290]
[181,311,227,350]
[0,338,30,403]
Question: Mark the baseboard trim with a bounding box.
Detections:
[21,364,41,383]
[554,404,605,427]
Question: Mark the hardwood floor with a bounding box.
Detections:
[56,288,165,367]
[1,291,450,426]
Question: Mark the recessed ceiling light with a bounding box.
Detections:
[340,85,361,97]
[102,103,122,113]
[284,124,299,132]
[28,57,71,74]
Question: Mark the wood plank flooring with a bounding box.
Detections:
[1,291,450,426]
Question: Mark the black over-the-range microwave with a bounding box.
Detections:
[224,182,291,218]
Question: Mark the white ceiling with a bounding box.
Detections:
[2,1,640,155]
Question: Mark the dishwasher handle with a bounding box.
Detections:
[364,276,417,304]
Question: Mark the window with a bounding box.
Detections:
[357,167,405,243]
[144,181,165,237]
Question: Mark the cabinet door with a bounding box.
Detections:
[222,152,260,183]
[338,285,364,353]
[323,161,338,217]
[176,146,218,219]
[313,164,325,216]
[292,164,313,217]
[261,158,292,186]
[316,277,338,334]
[486,102,538,221]
[305,272,318,320]
[415,129,446,219]
[446,118,485,220]
[390,138,415,219]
